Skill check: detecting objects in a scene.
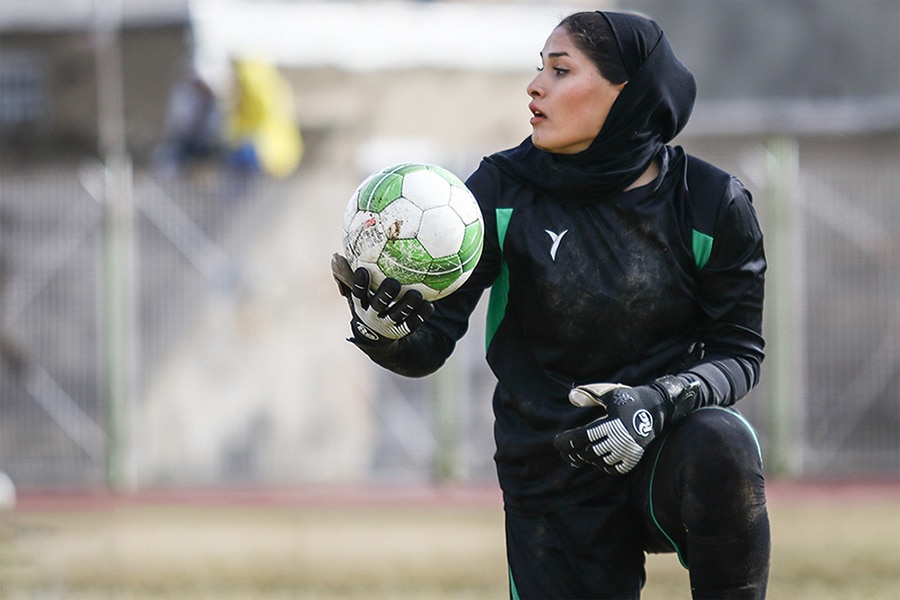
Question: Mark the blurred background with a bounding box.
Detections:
[0,0,897,496]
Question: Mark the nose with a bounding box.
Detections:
[527,74,542,98]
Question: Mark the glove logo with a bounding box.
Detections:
[612,389,634,406]
[354,321,380,342]
[633,409,654,437]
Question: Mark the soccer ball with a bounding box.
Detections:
[342,163,484,301]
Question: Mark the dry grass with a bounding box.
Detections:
[1,484,898,599]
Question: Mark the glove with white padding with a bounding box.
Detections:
[331,253,434,346]
[553,375,701,475]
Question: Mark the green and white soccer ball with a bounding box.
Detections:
[342,163,484,301]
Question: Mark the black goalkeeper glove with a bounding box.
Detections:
[331,253,434,346]
[553,375,701,475]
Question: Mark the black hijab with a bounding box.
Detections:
[487,11,696,204]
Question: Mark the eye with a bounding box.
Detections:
[535,66,569,76]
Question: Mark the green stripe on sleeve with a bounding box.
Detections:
[509,566,521,600]
[486,208,513,350]
[692,229,714,270]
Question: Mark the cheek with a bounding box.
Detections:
[570,93,607,138]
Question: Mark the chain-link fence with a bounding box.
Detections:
[687,134,899,476]
[1,132,898,490]
[0,162,297,488]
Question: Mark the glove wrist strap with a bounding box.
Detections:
[652,375,701,423]
[349,334,399,357]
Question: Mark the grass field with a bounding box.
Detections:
[1,481,897,599]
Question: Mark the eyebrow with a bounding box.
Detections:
[540,51,571,59]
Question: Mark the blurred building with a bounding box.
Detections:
[0,0,897,491]
[0,0,193,164]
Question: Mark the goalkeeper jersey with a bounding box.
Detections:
[362,144,766,514]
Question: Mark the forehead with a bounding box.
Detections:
[541,27,581,58]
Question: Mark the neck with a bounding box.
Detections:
[624,159,660,191]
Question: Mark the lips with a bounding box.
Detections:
[529,103,546,125]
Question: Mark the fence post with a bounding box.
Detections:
[763,136,805,476]
[95,0,137,492]
[433,355,462,482]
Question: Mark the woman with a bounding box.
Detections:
[333,10,770,599]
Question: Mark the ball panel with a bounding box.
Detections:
[388,163,425,177]
[357,172,404,213]
[423,254,463,291]
[343,189,362,232]
[379,197,424,240]
[447,185,482,225]
[423,163,468,188]
[401,170,451,211]
[417,206,465,258]
[379,238,432,283]
[432,278,465,299]
[458,220,484,271]
[400,281,443,300]
[345,211,387,265]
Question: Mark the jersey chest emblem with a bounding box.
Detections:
[544,229,569,261]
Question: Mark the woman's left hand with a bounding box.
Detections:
[553,376,699,474]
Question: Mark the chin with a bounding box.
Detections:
[531,135,581,155]
[531,136,552,152]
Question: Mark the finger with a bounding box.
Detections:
[568,383,627,408]
[404,300,434,332]
[351,268,371,308]
[331,253,355,295]
[335,279,351,298]
[385,290,433,330]
[566,453,588,469]
[577,423,611,459]
[553,430,576,454]
[591,442,616,465]
[386,289,423,324]
[371,278,401,315]
[553,432,587,468]
[553,427,593,456]
[565,447,594,469]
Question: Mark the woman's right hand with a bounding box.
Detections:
[331,253,434,346]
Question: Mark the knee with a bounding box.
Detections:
[677,408,764,479]
[674,409,768,519]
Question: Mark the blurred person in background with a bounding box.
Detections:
[334,10,769,599]
[153,55,224,178]
[224,58,303,178]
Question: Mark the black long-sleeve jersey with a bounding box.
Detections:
[361,145,766,514]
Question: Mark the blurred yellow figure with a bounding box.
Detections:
[227,58,303,177]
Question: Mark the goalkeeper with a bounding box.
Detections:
[334,10,770,599]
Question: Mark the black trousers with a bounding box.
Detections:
[506,407,771,599]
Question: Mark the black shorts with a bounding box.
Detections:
[505,407,770,600]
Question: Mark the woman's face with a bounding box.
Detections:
[527,27,626,155]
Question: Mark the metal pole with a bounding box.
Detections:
[95,0,137,492]
[433,354,462,482]
[763,136,805,475]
